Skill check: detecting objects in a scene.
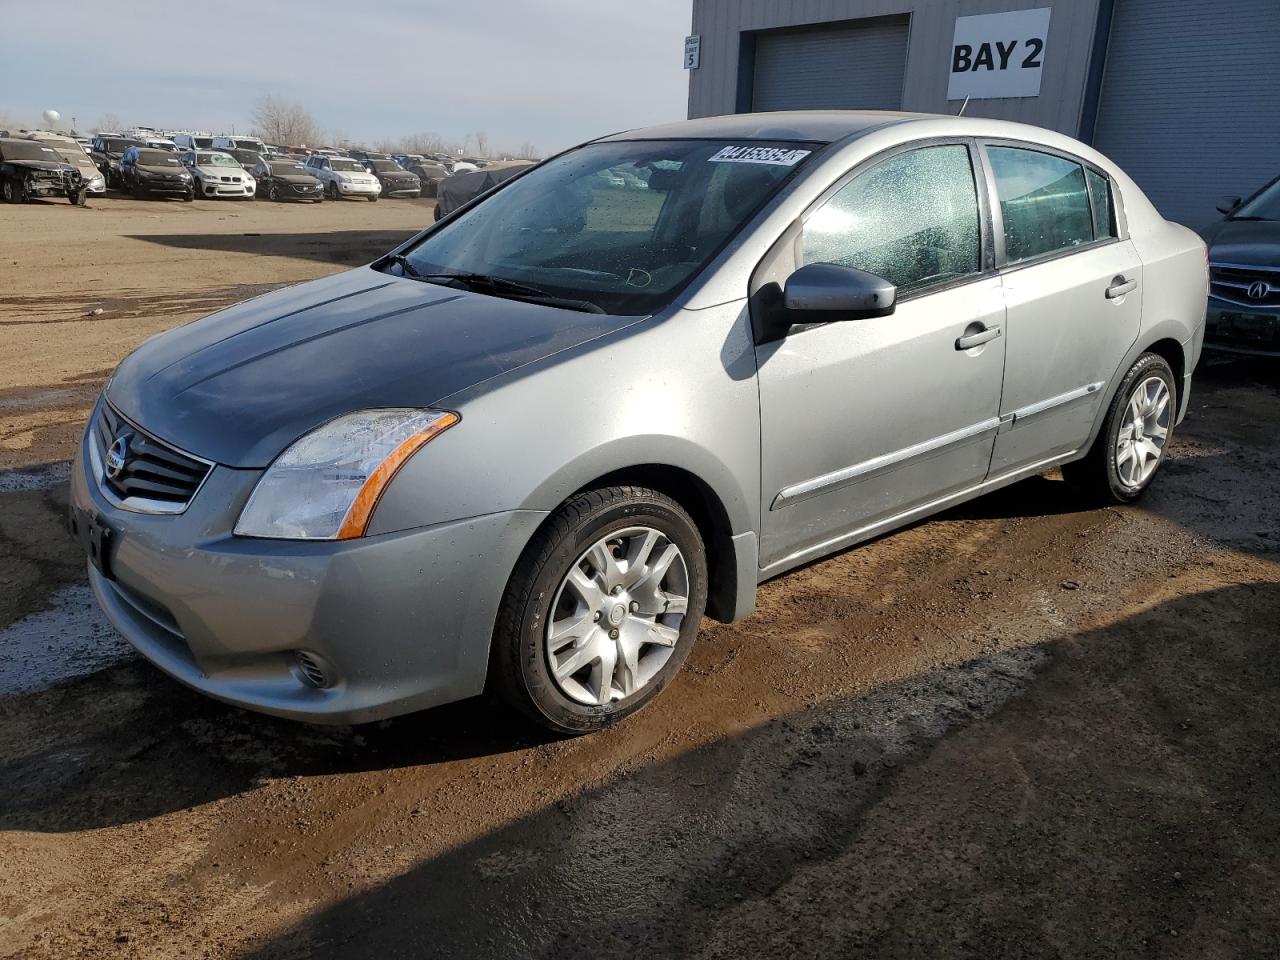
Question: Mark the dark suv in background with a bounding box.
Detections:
[363,158,421,198]
[0,138,86,204]
[90,135,144,189]
[121,146,194,200]
[1205,175,1280,356]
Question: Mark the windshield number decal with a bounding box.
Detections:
[709,145,811,166]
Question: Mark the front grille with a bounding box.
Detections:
[94,402,212,510]
[1209,263,1280,309]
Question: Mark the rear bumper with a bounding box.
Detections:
[71,420,546,724]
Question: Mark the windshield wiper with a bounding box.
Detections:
[411,271,605,314]
[385,252,422,278]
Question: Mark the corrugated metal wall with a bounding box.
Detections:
[1092,0,1280,229]
[752,16,910,111]
[688,0,1103,137]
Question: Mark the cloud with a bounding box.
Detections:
[0,0,691,150]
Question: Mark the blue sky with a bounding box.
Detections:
[0,0,691,152]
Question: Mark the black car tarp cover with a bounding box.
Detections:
[433,164,528,220]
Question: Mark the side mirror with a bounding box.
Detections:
[783,262,896,319]
[1216,195,1242,215]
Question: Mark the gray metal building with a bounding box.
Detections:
[686,0,1280,229]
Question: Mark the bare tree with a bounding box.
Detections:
[515,141,539,160]
[250,95,322,146]
[95,112,123,133]
[472,131,490,159]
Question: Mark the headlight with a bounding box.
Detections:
[337,174,351,183]
[234,409,459,540]
[90,177,105,189]
[179,171,192,180]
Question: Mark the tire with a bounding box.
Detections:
[368,194,378,202]
[490,485,708,734]
[269,183,282,202]
[326,181,338,200]
[2,178,18,203]
[184,191,194,202]
[1062,352,1177,504]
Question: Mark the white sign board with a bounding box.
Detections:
[946,8,1051,100]
[684,34,701,70]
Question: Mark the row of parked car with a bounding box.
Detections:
[0,127,500,205]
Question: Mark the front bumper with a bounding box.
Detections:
[1205,299,1280,357]
[71,419,545,724]
[335,180,380,197]
[198,179,255,198]
[136,179,192,197]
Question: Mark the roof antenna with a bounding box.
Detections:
[957,96,971,117]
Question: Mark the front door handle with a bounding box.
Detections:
[955,325,1002,350]
[1106,275,1137,299]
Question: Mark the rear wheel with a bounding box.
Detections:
[269,183,282,202]
[491,486,707,734]
[2,178,20,203]
[1062,352,1177,504]
[326,181,338,200]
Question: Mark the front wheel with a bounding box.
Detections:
[1062,352,1177,504]
[490,486,707,734]
[2,178,21,203]
[269,183,282,202]
[368,194,378,202]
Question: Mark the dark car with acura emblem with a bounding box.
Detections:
[1205,175,1280,356]
[0,138,86,204]
[364,158,421,198]
[121,147,194,200]
[249,157,324,202]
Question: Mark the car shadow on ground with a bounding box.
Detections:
[232,582,1280,960]
[128,229,422,266]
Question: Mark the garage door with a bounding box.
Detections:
[1092,0,1280,230]
[753,16,909,113]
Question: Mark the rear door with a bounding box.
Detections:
[981,143,1142,475]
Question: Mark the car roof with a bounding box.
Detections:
[599,110,937,144]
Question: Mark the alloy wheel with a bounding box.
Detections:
[545,526,690,706]
[1116,375,1171,487]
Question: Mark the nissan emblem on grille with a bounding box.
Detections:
[1248,280,1271,300]
[105,434,130,481]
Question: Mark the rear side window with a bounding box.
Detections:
[987,147,1094,263]
[1085,167,1116,240]
[801,145,981,295]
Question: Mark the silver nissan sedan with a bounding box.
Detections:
[71,111,1207,733]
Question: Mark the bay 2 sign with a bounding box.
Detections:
[947,8,1052,100]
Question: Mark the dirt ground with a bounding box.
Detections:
[1,195,1278,960]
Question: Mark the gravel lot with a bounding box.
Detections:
[1,195,1278,959]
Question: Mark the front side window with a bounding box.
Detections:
[987,147,1095,263]
[397,139,816,315]
[801,145,982,295]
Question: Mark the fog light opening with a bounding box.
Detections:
[293,650,333,689]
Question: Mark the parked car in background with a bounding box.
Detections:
[449,159,480,175]
[212,135,268,155]
[303,154,380,200]
[24,132,106,195]
[432,164,527,220]
[402,158,450,197]
[364,158,420,198]
[1204,175,1280,356]
[226,147,266,171]
[180,150,256,199]
[0,137,86,204]
[144,137,179,152]
[348,150,391,165]
[90,135,144,189]
[249,157,324,202]
[121,146,194,200]
[391,153,425,168]
[173,134,215,152]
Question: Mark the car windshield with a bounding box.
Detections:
[2,140,61,161]
[330,158,365,172]
[368,160,399,172]
[1233,178,1280,221]
[198,153,240,167]
[101,139,136,153]
[191,137,213,149]
[269,161,306,175]
[234,139,263,150]
[137,150,179,165]
[395,138,817,315]
[58,150,95,168]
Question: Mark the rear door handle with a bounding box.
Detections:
[955,326,1002,350]
[1106,276,1137,299]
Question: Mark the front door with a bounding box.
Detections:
[756,143,1006,570]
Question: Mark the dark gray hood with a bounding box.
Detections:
[1203,218,1280,264]
[107,267,639,467]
